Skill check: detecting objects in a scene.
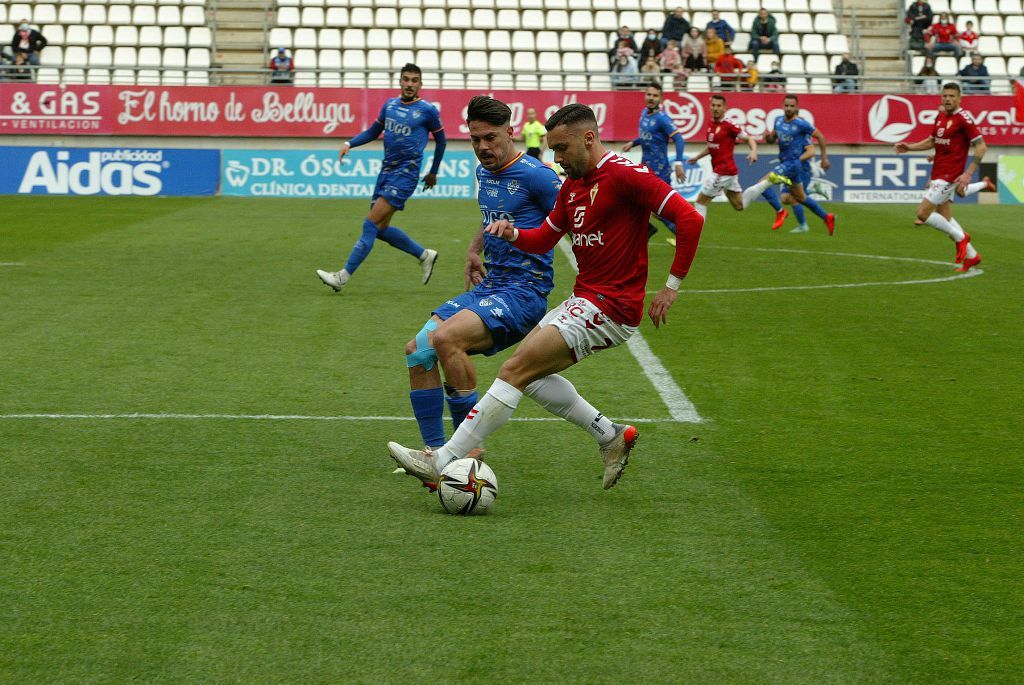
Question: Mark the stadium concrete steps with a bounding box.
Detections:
[210,0,273,84]
[840,0,907,80]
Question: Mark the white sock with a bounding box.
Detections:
[694,202,709,219]
[741,178,773,209]
[947,218,979,259]
[435,378,521,469]
[524,374,617,444]
[924,213,963,241]
[963,181,986,196]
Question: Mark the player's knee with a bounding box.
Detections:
[430,326,464,359]
[405,319,439,371]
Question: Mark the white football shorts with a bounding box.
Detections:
[924,179,956,206]
[538,295,637,361]
[700,172,743,198]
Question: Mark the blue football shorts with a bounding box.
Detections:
[772,158,804,187]
[372,168,419,211]
[432,282,549,356]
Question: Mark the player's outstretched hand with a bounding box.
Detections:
[484,219,517,242]
[686,156,699,165]
[894,143,909,154]
[465,251,486,290]
[422,173,438,190]
[955,172,971,194]
[338,142,351,161]
[675,165,685,182]
[747,152,758,164]
[820,157,831,171]
[621,142,633,152]
[648,287,678,328]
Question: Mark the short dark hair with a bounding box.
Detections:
[710,94,727,104]
[784,94,799,103]
[466,95,512,127]
[942,81,961,93]
[545,103,598,132]
[400,63,422,77]
[646,81,663,93]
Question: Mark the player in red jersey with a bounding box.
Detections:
[686,94,760,217]
[389,104,705,490]
[894,82,985,272]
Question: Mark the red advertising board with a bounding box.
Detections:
[1,84,1020,144]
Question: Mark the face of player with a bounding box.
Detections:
[469,119,517,173]
[710,98,726,121]
[644,88,662,111]
[399,71,421,101]
[526,108,537,123]
[783,98,799,119]
[941,88,961,113]
[548,124,593,180]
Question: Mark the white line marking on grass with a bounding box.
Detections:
[648,245,983,294]
[0,413,669,423]
[1,262,26,267]
[557,237,703,424]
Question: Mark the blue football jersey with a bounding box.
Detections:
[477,152,561,293]
[376,97,444,176]
[772,115,816,162]
[637,108,683,170]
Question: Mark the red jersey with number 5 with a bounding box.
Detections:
[930,108,982,183]
[706,118,742,176]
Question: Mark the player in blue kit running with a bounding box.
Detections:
[402,96,562,461]
[317,63,446,292]
[621,82,685,239]
[782,134,823,233]
[743,94,836,235]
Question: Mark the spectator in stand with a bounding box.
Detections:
[744,60,759,91]
[616,26,639,54]
[714,46,745,90]
[611,52,639,89]
[959,21,979,53]
[926,13,961,60]
[762,60,785,92]
[706,10,736,45]
[905,0,934,50]
[681,27,707,72]
[661,7,691,49]
[10,21,46,79]
[914,55,940,94]
[958,53,990,93]
[639,30,662,63]
[269,47,294,85]
[706,26,725,68]
[640,55,661,82]
[749,9,781,60]
[832,52,859,92]
[659,39,683,73]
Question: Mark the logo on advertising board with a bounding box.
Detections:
[868,95,917,143]
[662,93,705,140]
[0,86,108,133]
[221,149,475,199]
[0,146,219,196]
[997,155,1024,205]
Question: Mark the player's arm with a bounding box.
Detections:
[465,228,486,289]
[621,137,642,152]
[485,218,562,254]
[423,127,447,190]
[339,119,384,160]
[687,146,710,164]
[744,135,758,164]
[894,136,935,153]
[765,128,778,144]
[671,131,686,181]
[810,129,829,170]
[956,137,987,193]
[800,143,816,162]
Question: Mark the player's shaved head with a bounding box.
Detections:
[466,95,512,127]
[545,103,599,134]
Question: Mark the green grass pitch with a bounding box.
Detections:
[1,197,1021,683]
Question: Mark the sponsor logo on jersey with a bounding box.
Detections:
[589,182,599,204]
[507,179,520,195]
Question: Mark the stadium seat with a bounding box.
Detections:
[391,49,415,69]
[1006,17,1024,36]
[583,31,607,51]
[1003,36,1024,55]
[619,11,642,29]
[182,6,204,26]
[349,7,373,27]
[410,28,435,49]
[164,26,187,48]
[90,25,114,47]
[325,8,349,25]
[423,8,447,28]
[561,31,584,51]
[163,47,186,72]
[787,0,810,9]
[156,6,181,26]
[366,48,389,70]
[187,48,210,69]
[932,0,951,9]
[785,76,808,93]
[593,10,618,32]
[386,28,411,49]
[465,49,487,72]
[440,50,463,71]
[294,27,318,49]
[540,73,563,89]
[415,49,439,70]
[278,7,300,26]
[763,0,786,10]
[66,25,91,46]
[788,13,813,33]
[809,77,832,93]
[809,0,834,10]
[139,26,163,47]
[825,34,849,54]
[489,30,512,50]
[320,72,342,88]
[513,51,537,71]
[341,28,365,49]
[137,46,161,68]
[522,9,545,30]
[489,51,512,71]
[111,68,135,85]
[585,52,607,71]
[113,46,137,68]
[320,48,342,70]
[738,0,761,10]
[781,54,804,73]
[300,7,325,26]
[366,28,390,48]
[805,54,828,73]
[341,49,363,70]
[88,68,111,84]
[802,33,825,53]
[318,28,341,49]
[979,15,1004,36]
[8,3,30,24]
[515,30,539,51]
[778,33,801,53]
[692,12,713,29]
[538,51,561,72]
[814,14,838,34]
[439,29,463,50]
[58,5,83,25]
[516,74,539,89]
[471,9,496,29]
[64,45,89,67]
[974,0,996,11]
[375,8,398,28]
[998,0,1022,11]
[441,73,465,89]
[977,35,1000,54]
[935,55,957,73]
[82,5,107,24]
[463,30,487,50]
[46,25,66,47]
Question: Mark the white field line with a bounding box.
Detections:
[1,262,26,267]
[0,413,668,423]
[557,237,703,424]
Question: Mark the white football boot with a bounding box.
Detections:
[316,269,348,292]
[598,424,640,490]
[388,442,441,489]
[419,249,438,285]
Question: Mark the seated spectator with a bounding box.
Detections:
[832,52,859,92]
[659,39,683,73]
[681,27,707,72]
[958,53,990,93]
[269,47,294,85]
[639,30,662,63]
[10,20,46,79]
[640,55,661,78]
[611,52,639,89]
[744,60,759,91]
[926,13,961,59]
[959,21,978,53]
[615,26,638,54]
[749,9,781,60]
[706,10,735,45]
[661,7,690,49]
[905,0,934,50]
[914,55,940,94]
[762,60,785,91]
[714,46,744,90]
[706,27,725,68]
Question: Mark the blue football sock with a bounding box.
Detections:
[378,225,425,259]
[802,195,829,220]
[762,187,783,211]
[445,390,479,433]
[410,388,446,449]
[655,215,676,235]
[343,218,379,275]
[792,203,806,225]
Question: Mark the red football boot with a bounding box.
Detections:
[771,208,788,230]
[957,253,982,273]
[955,232,971,264]
[824,213,836,236]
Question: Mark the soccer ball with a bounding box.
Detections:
[437,458,498,515]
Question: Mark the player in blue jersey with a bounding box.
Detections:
[621,82,685,239]
[316,63,447,292]
[782,135,819,233]
[742,94,835,235]
[401,96,563,465]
